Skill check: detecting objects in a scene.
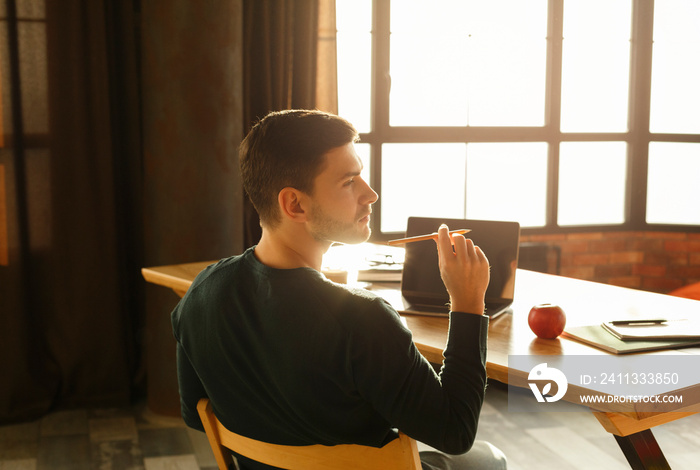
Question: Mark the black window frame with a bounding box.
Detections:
[356,0,700,241]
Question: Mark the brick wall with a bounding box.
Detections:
[520,231,700,294]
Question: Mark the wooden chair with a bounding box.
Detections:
[197,398,422,470]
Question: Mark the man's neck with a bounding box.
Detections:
[254,227,330,271]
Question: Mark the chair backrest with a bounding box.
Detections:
[197,398,422,470]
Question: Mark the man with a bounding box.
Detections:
[172,110,507,469]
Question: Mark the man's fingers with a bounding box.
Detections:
[437,225,488,269]
[437,226,478,263]
[474,245,488,264]
[436,224,453,261]
[451,234,465,260]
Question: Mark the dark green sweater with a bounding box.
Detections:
[172,247,488,469]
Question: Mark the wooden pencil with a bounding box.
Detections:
[387,229,471,246]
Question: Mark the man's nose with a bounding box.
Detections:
[361,178,378,204]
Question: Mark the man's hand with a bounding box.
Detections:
[435,224,490,315]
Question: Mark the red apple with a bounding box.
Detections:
[528,304,566,339]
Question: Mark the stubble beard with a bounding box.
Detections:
[308,204,372,245]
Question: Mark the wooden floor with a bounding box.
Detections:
[2,380,700,469]
[477,381,700,470]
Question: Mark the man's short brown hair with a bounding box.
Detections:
[239,110,359,227]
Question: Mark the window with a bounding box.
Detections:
[389,0,547,127]
[557,142,627,226]
[560,0,631,132]
[647,143,700,225]
[649,0,700,134]
[336,0,700,237]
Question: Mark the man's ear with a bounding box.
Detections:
[278,187,308,222]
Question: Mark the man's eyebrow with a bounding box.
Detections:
[337,169,363,183]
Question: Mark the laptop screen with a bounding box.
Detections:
[401,217,520,309]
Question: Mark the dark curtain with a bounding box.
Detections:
[0,0,143,423]
[140,0,244,416]
[0,0,330,423]
[242,0,322,247]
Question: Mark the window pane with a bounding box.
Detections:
[336,0,372,133]
[390,0,469,127]
[649,1,700,134]
[558,142,627,226]
[381,143,466,232]
[465,1,547,126]
[466,143,548,227]
[647,143,700,225]
[560,0,632,132]
[390,0,547,127]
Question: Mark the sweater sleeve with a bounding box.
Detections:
[175,341,207,432]
[172,299,208,432]
[348,300,488,455]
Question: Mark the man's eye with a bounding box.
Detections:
[344,179,355,186]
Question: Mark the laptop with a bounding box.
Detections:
[397,217,521,319]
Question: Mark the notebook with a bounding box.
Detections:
[601,320,700,341]
[397,217,521,318]
[563,325,700,354]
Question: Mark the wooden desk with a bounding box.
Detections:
[142,260,214,298]
[143,262,700,469]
